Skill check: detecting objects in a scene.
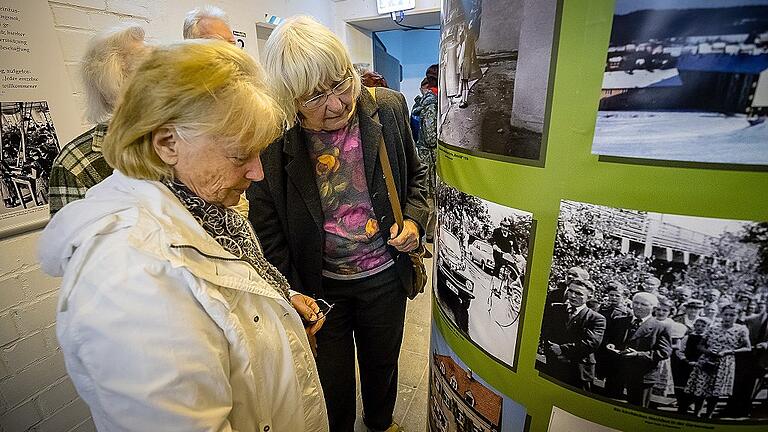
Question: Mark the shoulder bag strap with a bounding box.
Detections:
[367,86,405,234]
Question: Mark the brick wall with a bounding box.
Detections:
[0,2,339,431]
[0,231,92,432]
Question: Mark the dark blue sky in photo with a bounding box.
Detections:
[616,0,768,15]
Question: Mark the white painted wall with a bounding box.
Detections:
[0,2,337,431]
[477,0,522,55]
[509,0,557,133]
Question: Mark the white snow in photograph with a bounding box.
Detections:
[592,111,768,164]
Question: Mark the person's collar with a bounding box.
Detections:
[633,313,652,323]
[91,123,109,151]
[571,304,587,315]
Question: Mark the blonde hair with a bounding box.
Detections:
[183,5,230,39]
[102,40,284,181]
[263,15,361,125]
[81,24,149,123]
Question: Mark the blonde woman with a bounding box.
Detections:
[39,41,328,431]
[248,16,429,432]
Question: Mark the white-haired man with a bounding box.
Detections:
[49,25,150,215]
[602,292,671,407]
[183,5,235,44]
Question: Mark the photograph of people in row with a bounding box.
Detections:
[536,200,768,422]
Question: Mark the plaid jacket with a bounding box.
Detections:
[48,124,112,216]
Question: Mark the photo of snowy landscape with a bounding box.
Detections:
[592,0,768,165]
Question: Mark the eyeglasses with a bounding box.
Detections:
[303,298,334,324]
[302,76,354,110]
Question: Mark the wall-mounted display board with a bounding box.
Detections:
[431,0,768,431]
[0,0,81,237]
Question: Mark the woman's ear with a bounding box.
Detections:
[152,126,179,166]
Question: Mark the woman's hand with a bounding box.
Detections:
[290,294,325,336]
[291,294,326,357]
[388,219,420,252]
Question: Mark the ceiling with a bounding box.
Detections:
[347,9,440,33]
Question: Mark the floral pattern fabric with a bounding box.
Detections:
[304,116,392,278]
[684,323,750,397]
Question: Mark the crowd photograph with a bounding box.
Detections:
[0,101,60,214]
[438,0,557,162]
[435,180,533,369]
[536,200,768,422]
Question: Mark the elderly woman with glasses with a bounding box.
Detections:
[247,16,429,432]
[39,41,329,431]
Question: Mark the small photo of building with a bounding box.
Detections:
[430,353,503,432]
[429,324,527,432]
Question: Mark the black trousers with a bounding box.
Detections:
[315,266,407,432]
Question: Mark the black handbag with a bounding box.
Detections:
[369,87,432,299]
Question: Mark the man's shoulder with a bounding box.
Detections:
[645,318,671,334]
[584,307,606,324]
[610,314,633,326]
[53,125,103,170]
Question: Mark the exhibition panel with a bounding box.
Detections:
[431,0,768,431]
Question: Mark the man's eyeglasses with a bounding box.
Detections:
[304,298,334,324]
[302,76,354,110]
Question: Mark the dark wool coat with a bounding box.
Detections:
[247,87,429,297]
[605,315,672,385]
[540,303,606,386]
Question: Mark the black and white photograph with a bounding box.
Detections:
[435,180,533,369]
[1,101,60,215]
[429,324,528,432]
[592,0,768,165]
[536,199,768,422]
[438,0,558,162]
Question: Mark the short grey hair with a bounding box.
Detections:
[183,5,230,39]
[81,24,149,124]
[633,292,659,307]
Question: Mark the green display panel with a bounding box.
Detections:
[431,0,768,431]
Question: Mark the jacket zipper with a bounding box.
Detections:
[170,243,244,263]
